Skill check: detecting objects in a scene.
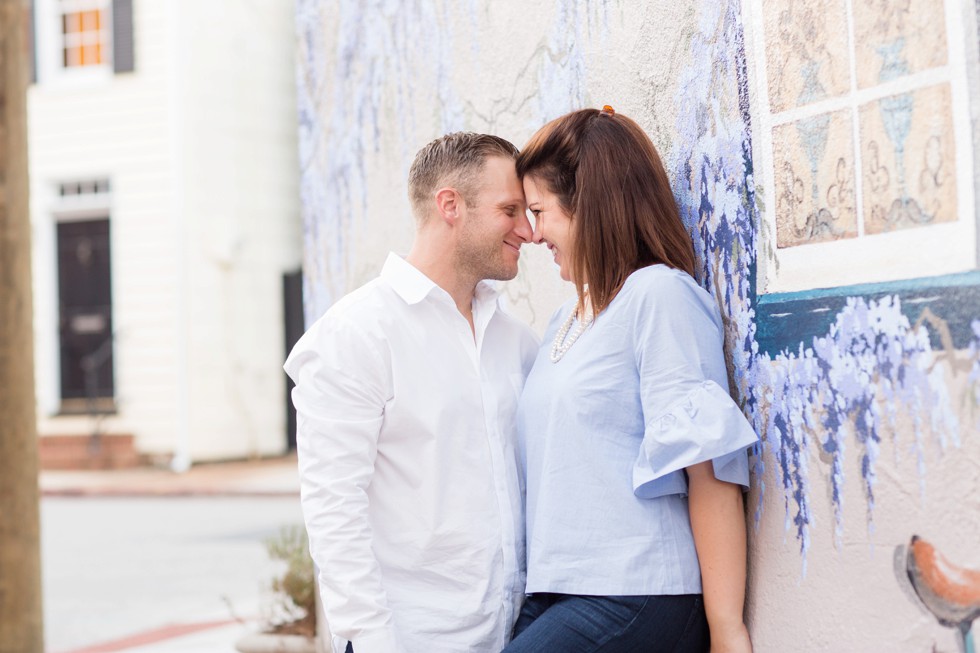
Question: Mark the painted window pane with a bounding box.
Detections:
[860,83,957,235]
[774,109,857,247]
[852,0,948,89]
[762,0,850,112]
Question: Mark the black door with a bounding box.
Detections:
[57,219,114,411]
[283,270,304,450]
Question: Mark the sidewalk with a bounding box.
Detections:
[39,454,302,497]
[41,455,306,653]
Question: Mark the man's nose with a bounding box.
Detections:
[514,210,533,243]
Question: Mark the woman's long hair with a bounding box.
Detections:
[516,108,695,314]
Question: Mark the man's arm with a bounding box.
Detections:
[285,318,402,653]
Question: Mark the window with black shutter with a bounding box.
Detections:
[30,0,134,83]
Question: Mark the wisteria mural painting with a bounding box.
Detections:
[295,0,980,575]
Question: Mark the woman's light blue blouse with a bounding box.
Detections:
[517,264,758,596]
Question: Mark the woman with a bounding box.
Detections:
[505,106,757,653]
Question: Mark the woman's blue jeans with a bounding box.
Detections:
[502,592,709,653]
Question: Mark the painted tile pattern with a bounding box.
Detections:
[852,0,948,90]
[860,83,957,234]
[762,0,850,112]
[773,109,857,247]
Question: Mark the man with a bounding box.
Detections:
[284,132,538,653]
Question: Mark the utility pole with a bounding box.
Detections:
[0,0,44,650]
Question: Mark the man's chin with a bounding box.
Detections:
[485,264,519,282]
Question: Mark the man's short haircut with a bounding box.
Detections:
[408,132,519,220]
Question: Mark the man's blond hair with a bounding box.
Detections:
[408,132,519,221]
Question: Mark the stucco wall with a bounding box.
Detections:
[296,1,980,650]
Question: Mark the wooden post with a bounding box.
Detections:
[0,0,44,650]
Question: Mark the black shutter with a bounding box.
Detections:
[112,0,133,73]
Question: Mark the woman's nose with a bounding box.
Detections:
[515,211,533,243]
[531,218,544,244]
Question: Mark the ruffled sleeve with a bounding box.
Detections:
[632,380,757,498]
[628,268,758,499]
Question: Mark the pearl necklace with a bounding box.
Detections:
[550,304,594,363]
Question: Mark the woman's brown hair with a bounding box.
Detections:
[516,108,695,314]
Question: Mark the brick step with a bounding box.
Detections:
[38,434,140,470]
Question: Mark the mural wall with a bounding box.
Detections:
[296,1,980,650]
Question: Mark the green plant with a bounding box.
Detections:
[263,524,316,636]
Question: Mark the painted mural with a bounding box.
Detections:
[903,536,980,652]
[296,0,980,648]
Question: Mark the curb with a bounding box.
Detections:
[41,488,301,498]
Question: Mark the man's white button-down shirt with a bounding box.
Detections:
[284,253,538,653]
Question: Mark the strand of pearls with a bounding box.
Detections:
[550,304,594,363]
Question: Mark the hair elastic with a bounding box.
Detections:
[600,105,615,116]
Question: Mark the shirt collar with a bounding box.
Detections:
[380,252,502,309]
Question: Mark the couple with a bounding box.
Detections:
[284,107,759,653]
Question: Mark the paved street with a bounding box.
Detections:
[41,495,304,653]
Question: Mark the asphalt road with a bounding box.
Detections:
[41,496,304,652]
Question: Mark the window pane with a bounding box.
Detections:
[64,46,80,67]
[81,45,99,65]
[63,12,81,35]
[82,10,98,31]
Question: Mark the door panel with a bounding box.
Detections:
[57,218,114,407]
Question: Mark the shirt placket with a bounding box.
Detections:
[472,301,520,645]
[440,294,517,647]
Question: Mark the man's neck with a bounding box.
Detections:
[405,241,478,325]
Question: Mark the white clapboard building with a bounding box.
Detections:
[27,0,302,468]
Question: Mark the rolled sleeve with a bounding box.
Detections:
[284,316,404,651]
[631,272,758,499]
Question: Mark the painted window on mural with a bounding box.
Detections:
[746,0,978,293]
[59,0,109,69]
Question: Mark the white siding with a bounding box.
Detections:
[30,0,177,453]
[30,0,302,462]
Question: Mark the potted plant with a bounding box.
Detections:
[235,524,320,653]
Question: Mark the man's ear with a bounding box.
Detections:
[434,187,463,225]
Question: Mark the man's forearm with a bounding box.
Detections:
[687,461,752,652]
